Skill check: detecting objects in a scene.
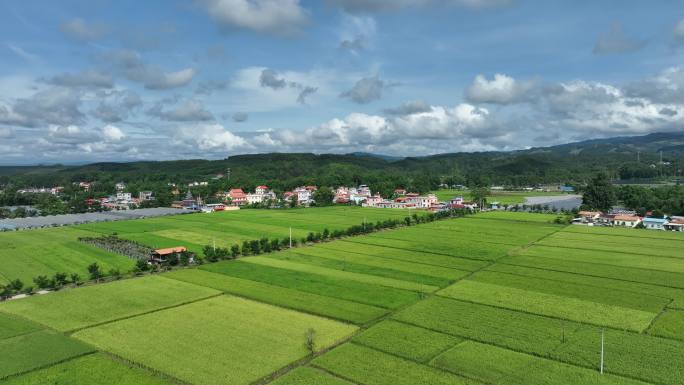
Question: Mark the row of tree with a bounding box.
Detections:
[1,208,470,300]
[582,173,684,215]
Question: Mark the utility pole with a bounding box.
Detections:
[289,227,292,248]
[600,329,605,374]
[637,151,640,163]
[213,238,216,253]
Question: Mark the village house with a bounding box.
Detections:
[228,188,247,206]
[150,246,190,264]
[115,182,127,192]
[642,217,668,230]
[573,211,602,225]
[202,203,229,213]
[78,182,93,191]
[139,191,155,201]
[613,214,641,228]
[405,193,438,209]
[363,194,384,207]
[394,188,407,196]
[246,185,277,205]
[334,186,351,203]
[665,217,684,232]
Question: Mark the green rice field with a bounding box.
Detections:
[1,209,683,384]
[0,206,412,284]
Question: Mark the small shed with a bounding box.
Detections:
[150,246,188,263]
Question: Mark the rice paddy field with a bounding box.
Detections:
[1,208,684,385]
[0,206,410,285]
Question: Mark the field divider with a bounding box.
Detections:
[162,273,387,326]
[315,342,482,385]
[65,292,224,335]
[529,242,684,261]
[389,317,657,384]
[306,364,363,385]
[99,350,192,385]
[471,267,673,309]
[341,239,499,263]
[257,251,470,384]
[644,298,675,335]
[430,295,651,334]
[321,242,484,271]
[496,258,684,291]
[0,350,98,382]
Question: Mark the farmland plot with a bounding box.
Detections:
[0,206,414,282]
[438,279,658,331]
[164,268,387,324]
[500,253,684,290]
[0,276,220,331]
[431,340,648,385]
[0,227,135,284]
[201,260,420,309]
[318,241,489,271]
[346,235,516,260]
[242,256,439,292]
[520,245,684,274]
[648,309,684,340]
[3,353,171,385]
[74,296,357,385]
[0,312,41,340]
[0,330,94,379]
[284,246,467,281]
[313,343,473,385]
[394,296,684,385]
[487,263,684,309]
[352,320,462,363]
[270,367,353,385]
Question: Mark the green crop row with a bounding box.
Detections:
[0,330,95,379]
[201,260,421,309]
[0,275,220,332]
[3,353,171,385]
[74,296,357,385]
[164,268,387,324]
[394,296,684,385]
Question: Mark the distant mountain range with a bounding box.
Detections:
[1,132,683,188]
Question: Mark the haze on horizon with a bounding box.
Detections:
[1,0,684,165]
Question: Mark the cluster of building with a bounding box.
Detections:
[217,185,279,206]
[337,185,479,212]
[574,210,684,231]
[16,186,64,195]
[86,185,156,210]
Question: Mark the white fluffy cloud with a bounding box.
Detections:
[174,123,248,151]
[253,102,495,152]
[465,73,534,104]
[200,0,309,37]
[102,124,125,141]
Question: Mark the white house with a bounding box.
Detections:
[116,192,133,202]
[642,217,667,230]
[405,193,438,209]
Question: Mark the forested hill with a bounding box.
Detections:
[1,132,683,193]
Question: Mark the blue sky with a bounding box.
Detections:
[1,0,684,164]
